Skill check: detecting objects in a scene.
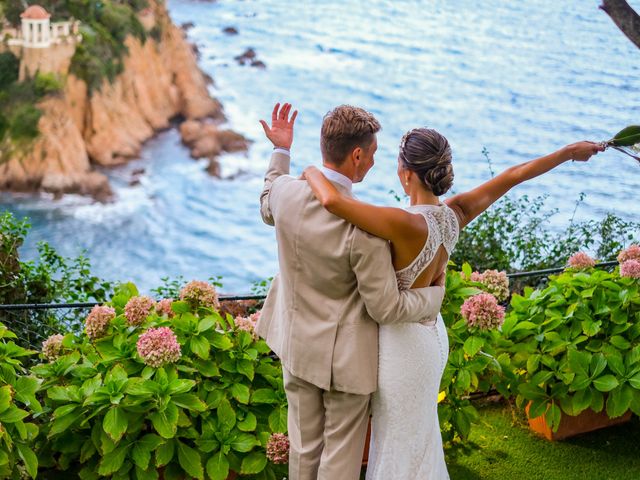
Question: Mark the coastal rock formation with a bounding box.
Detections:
[179,119,250,177]
[0,0,244,200]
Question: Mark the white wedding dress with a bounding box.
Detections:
[366,203,459,480]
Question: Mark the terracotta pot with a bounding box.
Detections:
[525,402,632,441]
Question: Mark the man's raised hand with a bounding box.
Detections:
[259,102,298,150]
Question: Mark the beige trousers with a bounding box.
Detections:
[283,367,371,480]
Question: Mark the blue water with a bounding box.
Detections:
[2,0,639,293]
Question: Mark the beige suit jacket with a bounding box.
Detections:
[256,151,445,395]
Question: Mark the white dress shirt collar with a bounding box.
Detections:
[320,166,353,194]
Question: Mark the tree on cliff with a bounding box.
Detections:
[601,0,640,49]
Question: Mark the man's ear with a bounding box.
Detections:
[352,147,363,166]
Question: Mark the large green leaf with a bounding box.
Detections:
[546,403,562,432]
[167,379,195,396]
[171,394,207,412]
[611,125,640,141]
[103,407,128,443]
[518,384,547,401]
[197,317,216,333]
[567,349,589,377]
[48,408,83,437]
[230,383,250,405]
[15,443,38,479]
[217,399,236,433]
[237,360,255,381]
[463,336,484,357]
[177,441,204,480]
[237,412,257,432]
[268,406,287,433]
[97,444,128,476]
[0,386,11,414]
[593,375,619,392]
[206,451,229,480]
[606,384,633,418]
[240,452,268,475]
[571,389,592,415]
[230,433,258,453]
[251,389,278,404]
[149,403,179,439]
[211,332,233,351]
[0,406,29,423]
[131,434,163,470]
[629,372,640,389]
[190,336,210,360]
[171,301,191,314]
[155,439,175,467]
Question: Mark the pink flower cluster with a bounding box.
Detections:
[179,280,219,309]
[460,293,505,330]
[470,269,509,302]
[85,305,116,340]
[567,251,596,270]
[620,260,640,279]
[618,245,640,264]
[235,312,260,340]
[136,327,182,368]
[125,296,155,326]
[41,334,65,361]
[155,298,175,318]
[266,433,290,464]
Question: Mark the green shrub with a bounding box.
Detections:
[34,73,64,97]
[0,52,19,90]
[502,263,640,431]
[0,323,41,478]
[0,212,113,348]
[438,264,517,443]
[33,282,288,479]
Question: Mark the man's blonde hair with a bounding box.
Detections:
[320,105,381,166]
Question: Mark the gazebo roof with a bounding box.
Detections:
[21,5,51,20]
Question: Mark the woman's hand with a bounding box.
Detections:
[564,141,605,162]
[299,166,320,180]
[259,103,298,150]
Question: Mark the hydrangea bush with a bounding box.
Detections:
[437,264,514,443]
[31,281,288,480]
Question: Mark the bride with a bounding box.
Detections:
[302,128,603,479]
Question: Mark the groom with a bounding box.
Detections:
[256,103,445,480]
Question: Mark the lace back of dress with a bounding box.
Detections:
[395,205,459,290]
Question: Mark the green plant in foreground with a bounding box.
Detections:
[504,263,640,432]
[0,323,41,478]
[33,282,287,479]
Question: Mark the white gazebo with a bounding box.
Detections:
[20,5,51,48]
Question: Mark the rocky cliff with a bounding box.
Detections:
[0,1,241,201]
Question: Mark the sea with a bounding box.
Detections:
[1,0,638,294]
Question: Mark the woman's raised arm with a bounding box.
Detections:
[302,166,424,243]
[445,141,604,229]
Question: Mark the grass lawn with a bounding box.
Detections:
[445,401,640,480]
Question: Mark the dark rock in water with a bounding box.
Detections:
[218,129,250,152]
[251,60,266,69]
[129,178,141,186]
[234,48,256,65]
[207,158,221,177]
[181,22,195,31]
[132,168,145,176]
[223,26,239,35]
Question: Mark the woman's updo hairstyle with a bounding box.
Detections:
[398,128,454,196]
